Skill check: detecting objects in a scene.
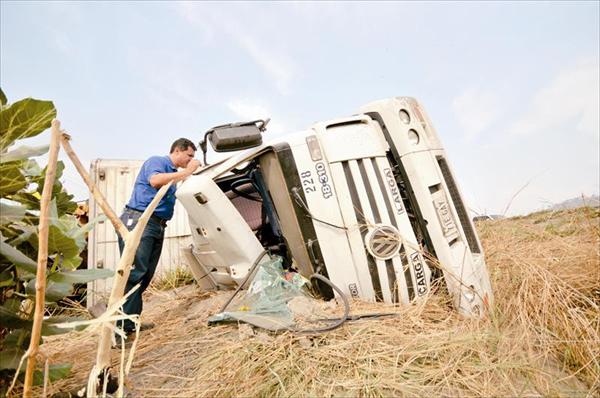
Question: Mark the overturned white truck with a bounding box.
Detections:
[177,97,493,317]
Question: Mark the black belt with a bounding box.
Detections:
[125,206,168,227]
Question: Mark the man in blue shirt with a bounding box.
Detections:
[116,138,201,338]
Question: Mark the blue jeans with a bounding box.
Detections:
[117,208,165,332]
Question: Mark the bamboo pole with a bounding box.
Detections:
[89,181,172,396]
[59,133,129,240]
[23,119,62,397]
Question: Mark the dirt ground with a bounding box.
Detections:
[15,207,600,397]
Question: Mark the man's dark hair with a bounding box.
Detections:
[170,138,197,153]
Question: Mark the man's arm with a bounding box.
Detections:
[149,159,201,188]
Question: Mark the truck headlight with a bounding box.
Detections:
[399,109,411,124]
[408,129,420,145]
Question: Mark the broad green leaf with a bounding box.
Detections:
[54,209,84,237]
[0,144,49,163]
[1,301,84,335]
[76,214,107,236]
[0,202,27,224]
[0,88,7,106]
[3,328,30,349]
[25,270,106,306]
[31,363,72,385]
[0,279,16,288]
[47,214,104,270]
[1,297,22,314]
[47,224,81,260]
[0,237,37,275]
[0,267,16,288]
[45,315,89,331]
[22,159,42,177]
[8,224,37,246]
[61,255,83,270]
[0,302,31,330]
[35,161,65,190]
[49,268,113,284]
[24,206,102,271]
[0,98,56,150]
[8,192,40,211]
[48,230,83,269]
[0,161,26,196]
[34,162,77,216]
[51,202,86,245]
[47,280,73,302]
[26,278,72,302]
[0,348,24,370]
[26,201,83,268]
[53,189,77,216]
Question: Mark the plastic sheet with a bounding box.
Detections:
[208,256,310,330]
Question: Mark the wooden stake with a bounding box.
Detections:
[59,133,129,240]
[23,119,62,397]
[91,181,173,393]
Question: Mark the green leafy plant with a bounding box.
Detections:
[0,88,113,393]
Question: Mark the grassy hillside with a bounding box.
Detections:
[25,207,600,397]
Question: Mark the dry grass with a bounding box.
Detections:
[16,207,600,397]
[149,266,195,292]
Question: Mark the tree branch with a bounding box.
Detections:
[59,133,129,240]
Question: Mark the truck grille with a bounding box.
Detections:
[342,160,384,302]
[340,158,419,303]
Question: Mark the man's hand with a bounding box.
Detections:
[150,159,203,188]
[185,159,202,175]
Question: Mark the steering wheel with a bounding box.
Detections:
[230,178,262,202]
[231,161,255,175]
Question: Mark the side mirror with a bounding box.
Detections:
[199,119,269,165]
[210,124,263,152]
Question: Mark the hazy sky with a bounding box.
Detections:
[1,1,598,216]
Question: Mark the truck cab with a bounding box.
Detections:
[176,97,493,317]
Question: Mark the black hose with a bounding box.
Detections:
[311,312,399,322]
[290,273,350,334]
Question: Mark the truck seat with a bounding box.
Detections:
[225,183,262,231]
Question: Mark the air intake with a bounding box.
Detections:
[437,157,481,254]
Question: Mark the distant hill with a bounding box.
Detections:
[549,194,600,210]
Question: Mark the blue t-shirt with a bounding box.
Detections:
[126,156,177,220]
